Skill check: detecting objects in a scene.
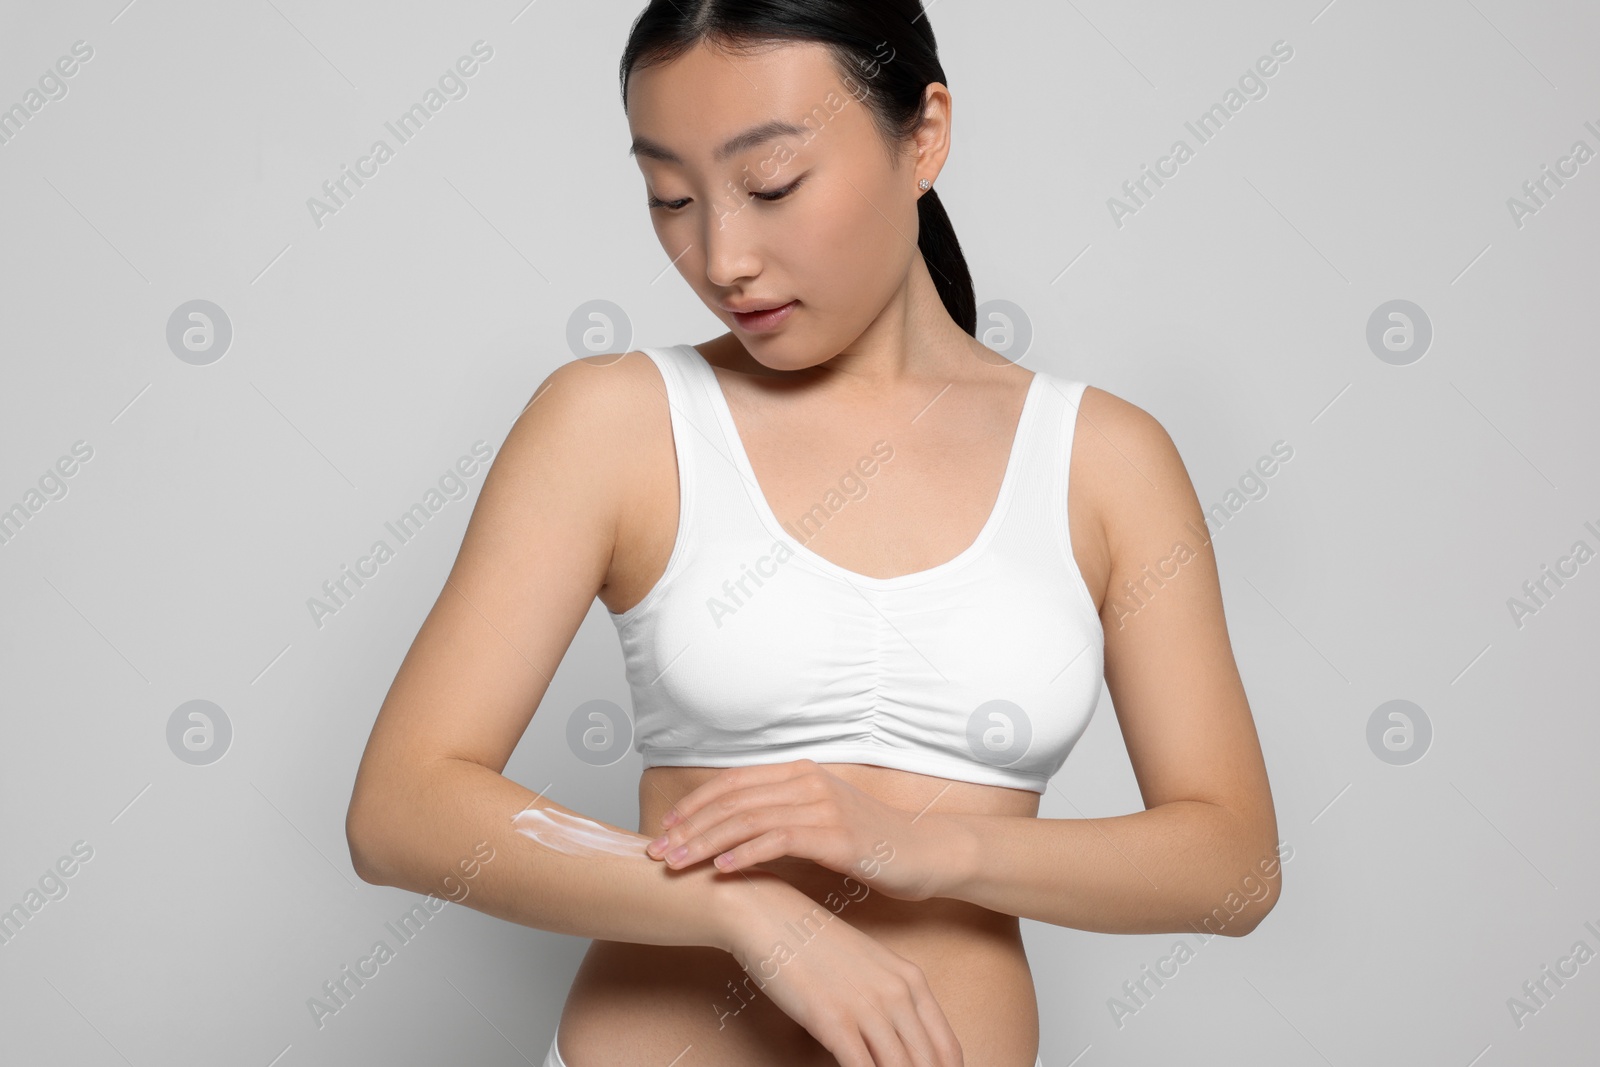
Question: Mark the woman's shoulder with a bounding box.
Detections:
[516,349,680,428]
[1025,369,1171,468]
[1062,377,1206,579]
[492,349,678,490]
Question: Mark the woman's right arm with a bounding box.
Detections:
[343,353,964,1065]
[343,353,769,949]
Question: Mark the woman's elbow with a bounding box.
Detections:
[1227,831,1285,936]
[345,784,394,885]
[1198,812,1284,937]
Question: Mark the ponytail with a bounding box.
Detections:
[915,188,976,336]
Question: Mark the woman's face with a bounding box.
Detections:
[626,39,924,369]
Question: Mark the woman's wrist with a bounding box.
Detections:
[706,867,812,956]
[914,811,980,902]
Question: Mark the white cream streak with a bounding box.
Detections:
[511,806,650,859]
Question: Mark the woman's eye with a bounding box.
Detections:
[648,177,806,212]
[752,177,805,202]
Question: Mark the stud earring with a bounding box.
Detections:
[918,178,931,191]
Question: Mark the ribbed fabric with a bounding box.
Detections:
[608,343,1103,793]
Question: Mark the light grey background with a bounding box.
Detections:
[2,0,1596,1064]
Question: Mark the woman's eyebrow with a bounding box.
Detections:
[629,118,808,165]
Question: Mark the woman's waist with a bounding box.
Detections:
[568,904,1031,986]
[560,927,1038,1065]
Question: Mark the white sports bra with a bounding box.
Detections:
[608,343,1104,793]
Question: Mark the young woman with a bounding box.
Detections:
[346,3,1280,1065]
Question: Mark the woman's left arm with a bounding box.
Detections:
[928,801,1280,937]
[924,389,1283,935]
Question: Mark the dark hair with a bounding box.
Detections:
[618,0,977,337]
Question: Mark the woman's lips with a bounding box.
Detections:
[731,300,798,333]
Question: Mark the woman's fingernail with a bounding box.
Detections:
[647,836,668,855]
[661,810,680,828]
[667,846,688,864]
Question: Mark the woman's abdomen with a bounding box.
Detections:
[556,892,1041,1066]
[554,764,1047,1063]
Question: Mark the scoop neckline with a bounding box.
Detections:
[683,342,1044,591]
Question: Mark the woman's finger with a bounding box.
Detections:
[659,760,813,829]
[659,804,826,869]
[907,973,965,1066]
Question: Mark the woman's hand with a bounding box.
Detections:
[644,759,950,901]
[718,872,966,1067]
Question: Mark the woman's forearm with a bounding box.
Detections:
[929,800,1284,936]
[346,756,784,951]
